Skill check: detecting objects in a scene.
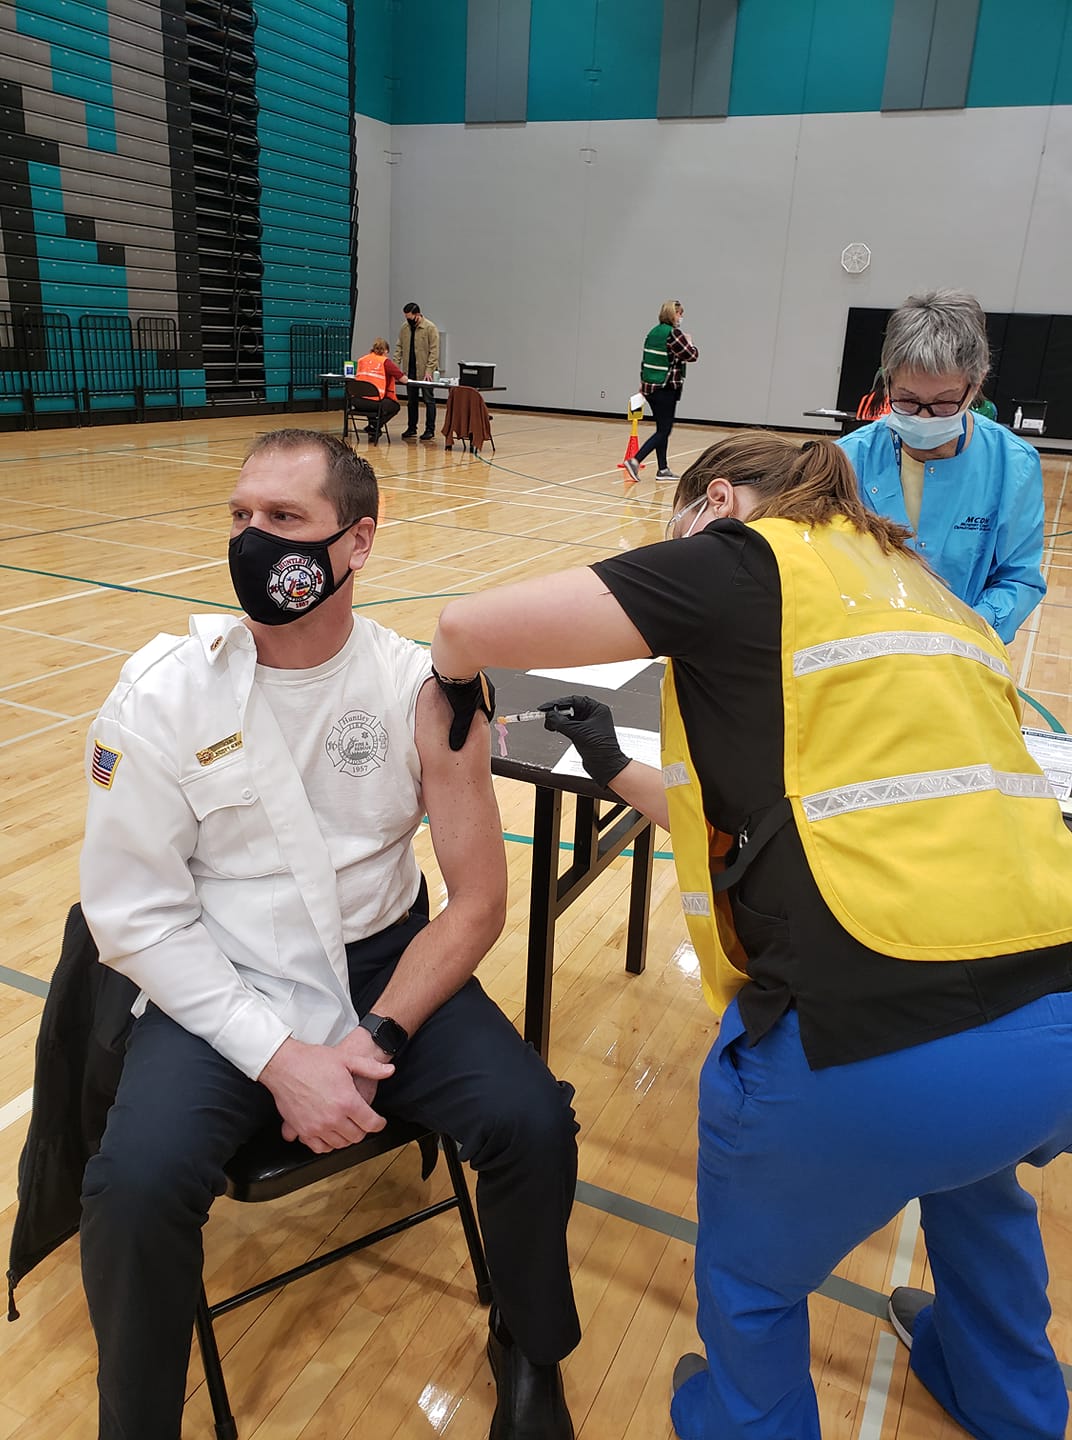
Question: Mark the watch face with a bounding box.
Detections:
[363,1013,407,1056]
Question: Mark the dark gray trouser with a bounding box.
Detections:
[406,388,436,433]
[80,910,581,1440]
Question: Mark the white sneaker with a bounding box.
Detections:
[655,468,678,482]
[622,456,641,482]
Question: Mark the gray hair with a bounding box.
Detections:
[880,289,990,387]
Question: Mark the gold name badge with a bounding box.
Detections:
[196,732,243,766]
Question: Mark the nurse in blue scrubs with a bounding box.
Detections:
[839,289,1046,643]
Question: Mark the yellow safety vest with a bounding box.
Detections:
[662,516,1072,1017]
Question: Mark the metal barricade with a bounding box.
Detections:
[19,311,82,427]
[78,314,140,422]
[136,316,183,418]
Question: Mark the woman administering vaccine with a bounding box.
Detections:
[840,289,1045,643]
[430,431,1072,1440]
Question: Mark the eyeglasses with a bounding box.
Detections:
[888,382,971,418]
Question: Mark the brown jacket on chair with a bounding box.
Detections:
[442,387,493,450]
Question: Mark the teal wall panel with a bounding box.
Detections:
[392,0,467,123]
[1056,7,1072,104]
[968,0,1070,107]
[528,0,659,123]
[729,0,815,115]
[805,0,896,113]
[353,0,395,123]
[368,0,1072,125]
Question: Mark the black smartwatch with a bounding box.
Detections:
[358,1011,409,1058]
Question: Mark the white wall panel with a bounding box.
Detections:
[1014,105,1072,316]
[383,106,1072,430]
[354,113,394,351]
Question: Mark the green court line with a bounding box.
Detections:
[0,561,465,615]
[1018,688,1067,734]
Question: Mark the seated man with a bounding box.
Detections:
[351,336,403,443]
[78,429,579,1440]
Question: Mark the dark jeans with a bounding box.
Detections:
[81,909,580,1439]
[635,384,681,469]
[406,389,436,435]
[350,396,399,438]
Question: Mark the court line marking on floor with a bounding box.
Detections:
[0,1087,34,1134]
[0,966,49,1000]
[1020,460,1068,694]
[0,623,129,654]
[0,697,71,719]
[0,653,125,694]
[0,559,225,618]
[858,1197,921,1437]
[0,959,1069,1391]
[0,708,98,748]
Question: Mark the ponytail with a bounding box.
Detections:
[677,432,916,557]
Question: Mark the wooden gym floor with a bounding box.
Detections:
[0,408,1070,1438]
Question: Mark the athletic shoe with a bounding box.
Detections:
[887,1286,933,1350]
[420,430,436,441]
[401,429,418,439]
[655,468,678,482]
[622,456,641,482]
[671,1353,707,1401]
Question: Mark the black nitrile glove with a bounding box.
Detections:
[432,667,496,751]
[538,694,631,789]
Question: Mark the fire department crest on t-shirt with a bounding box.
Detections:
[325,708,389,776]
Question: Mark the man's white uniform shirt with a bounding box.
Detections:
[80,614,432,1080]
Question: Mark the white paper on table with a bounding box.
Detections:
[552,726,662,779]
[528,659,653,691]
[1022,727,1072,813]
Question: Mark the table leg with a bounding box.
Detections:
[524,785,563,1058]
[625,821,654,975]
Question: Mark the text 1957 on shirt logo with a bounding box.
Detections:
[267,554,327,613]
[326,710,389,777]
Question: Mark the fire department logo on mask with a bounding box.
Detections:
[267,553,327,613]
[326,709,389,777]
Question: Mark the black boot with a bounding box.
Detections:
[486,1309,574,1440]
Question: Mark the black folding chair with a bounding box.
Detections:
[343,377,393,445]
[195,1121,492,1439]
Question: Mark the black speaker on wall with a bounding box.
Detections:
[837,307,1072,440]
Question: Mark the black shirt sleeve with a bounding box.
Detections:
[591,520,779,661]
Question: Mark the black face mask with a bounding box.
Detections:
[228,523,351,626]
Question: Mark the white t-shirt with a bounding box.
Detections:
[256,618,433,943]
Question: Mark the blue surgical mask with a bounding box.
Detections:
[886,410,966,452]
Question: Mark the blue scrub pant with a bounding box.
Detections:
[671,992,1072,1440]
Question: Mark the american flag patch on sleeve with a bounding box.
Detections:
[91,741,122,789]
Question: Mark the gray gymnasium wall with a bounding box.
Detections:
[381,104,1072,429]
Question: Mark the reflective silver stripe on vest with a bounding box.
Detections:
[793,631,1011,681]
[802,765,1053,822]
[663,762,690,788]
[681,892,711,916]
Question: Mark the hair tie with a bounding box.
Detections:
[801,440,818,452]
